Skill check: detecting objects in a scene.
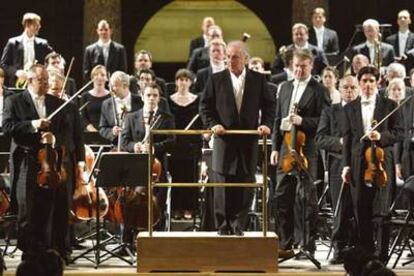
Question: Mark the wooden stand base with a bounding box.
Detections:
[137,231,278,273]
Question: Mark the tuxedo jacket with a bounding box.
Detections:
[99,94,143,144]
[187,47,210,74]
[351,42,395,66]
[188,36,205,58]
[83,41,127,82]
[121,109,175,159]
[270,71,288,86]
[271,43,328,75]
[2,90,65,155]
[199,68,275,175]
[0,35,53,86]
[272,78,329,174]
[194,66,212,94]
[315,103,345,159]
[385,31,414,57]
[308,27,340,55]
[398,95,414,179]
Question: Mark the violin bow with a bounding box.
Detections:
[359,94,413,141]
[184,114,199,130]
[60,57,75,99]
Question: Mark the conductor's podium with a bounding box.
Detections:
[137,231,278,273]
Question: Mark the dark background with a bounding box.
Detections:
[0,0,413,85]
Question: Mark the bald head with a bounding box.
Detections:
[226,41,248,76]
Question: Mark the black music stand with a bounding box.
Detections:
[71,151,148,267]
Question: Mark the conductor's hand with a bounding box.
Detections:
[368,130,381,141]
[270,150,279,166]
[33,118,50,130]
[257,125,271,136]
[134,142,142,153]
[341,167,351,184]
[41,131,55,145]
[112,126,122,136]
[211,124,226,135]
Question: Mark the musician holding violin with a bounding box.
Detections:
[47,69,85,263]
[270,49,329,258]
[341,66,404,262]
[121,83,175,247]
[2,64,66,258]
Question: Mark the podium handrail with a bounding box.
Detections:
[148,129,269,237]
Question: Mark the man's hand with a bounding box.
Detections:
[368,130,381,141]
[86,124,97,132]
[289,114,303,126]
[134,142,142,153]
[257,125,271,136]
[211,124,226,135]
[112,126,122,136]
[33,118,50,130]
[270,150,279,166]
[396,164,403,179]
[341,166,351,183]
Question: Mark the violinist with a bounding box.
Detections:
[120,83,175,252]
[2,64,65,258]
[315,75,359,264]
[341,66,404,262]
[47,69,85,263]
[270,49,329,258]
[99,71,143,145]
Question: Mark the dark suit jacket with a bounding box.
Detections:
[189,36,205,58]
[0,35,53,86]
[0,88,13,132]
[308,27,340,55]
[200,68,275,175]
[342,96,403,214]
[272,78,329,175]
[385,32,414,57]
[194,66,212,94]
[315,103,345,158]
[2,91,65,154]
[83,41,127,83]
[270,71,288,86]
[187,47,210,74]
[271,43,328,75]
[399,96,414,179]
[351,42,395,66]
[121,109,175,158]
[99,93,143,144]
[61,101,85,162]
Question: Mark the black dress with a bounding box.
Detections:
[168,95,202,214]
[80,91,110,130]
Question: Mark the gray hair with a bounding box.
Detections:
[110,71,130,87]
[387,62,406,79]
[363,19,380,29]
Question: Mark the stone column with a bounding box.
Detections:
[292,0,329,25]
[83,0,122,48]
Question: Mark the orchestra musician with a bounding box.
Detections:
[188,16,215,58]
[2,64,65,259]
[0,68,13,133]
[315,74,359,264]
[308,7,340,56]
[83,19,127,84]
[385,10,414,60]
[99,71,143,145]
[121,83,175,235]
[270,49,329,258]
[341,66,404,262]
[0,12,53,87]
[47,69,85,263]
[199,40,275,236]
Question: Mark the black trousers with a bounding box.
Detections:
[170,158,198,212]
[274,171,318,252]
[213,170,254,231]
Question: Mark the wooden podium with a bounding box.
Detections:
[137,231,278,273]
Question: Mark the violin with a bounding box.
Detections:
[72,145,109,220]
[281,103,309,174]
[363,120,387,187]
[0,190,10,218]
[37,134,67,189]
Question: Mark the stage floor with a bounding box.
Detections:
[1,238,413,276]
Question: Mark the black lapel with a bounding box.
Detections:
[239,69,253,114]
[352,98,364,136]
[107,42,115,68]
[298,79,315,109]
[223,70,239,118]
[23,91,39,119]
[361,45,371,63]
[34,38,42,62]
[395,34,401,56]
[17,36,24,67]
[281,81,294,116]
[96,44,105,64]
[373,95,384,125]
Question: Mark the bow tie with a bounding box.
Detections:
[361,99,375,105]
[34,95,45,101]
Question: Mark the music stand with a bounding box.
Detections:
[71,151,148,267]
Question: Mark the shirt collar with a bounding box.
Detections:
[294,42,309,50]
[28,88,44,101]
[116,91,131,103]
[22,32,35,43]
[293,75,312,86]
[360,93,377,104]
[211,61,225,73]
[230,67,246,81]
[399,30,409,36]
[143,106,158,116]
[98,39,111,47]
[366,41,375,48]
[313,26,325,32]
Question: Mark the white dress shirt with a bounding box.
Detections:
[98,39,111,66]
[360,95,376,135]
[29,89,46,119]
[294,42,310,50]
[22,32,35,68]
[115,92,131,122]
[289,75,312,112]
[398,30,409,56]
[313,26,325,50]
[366,41,376,64]
[211,61,225,73]
[230,68,246,113]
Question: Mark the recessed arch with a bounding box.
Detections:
[133,0,276,63]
